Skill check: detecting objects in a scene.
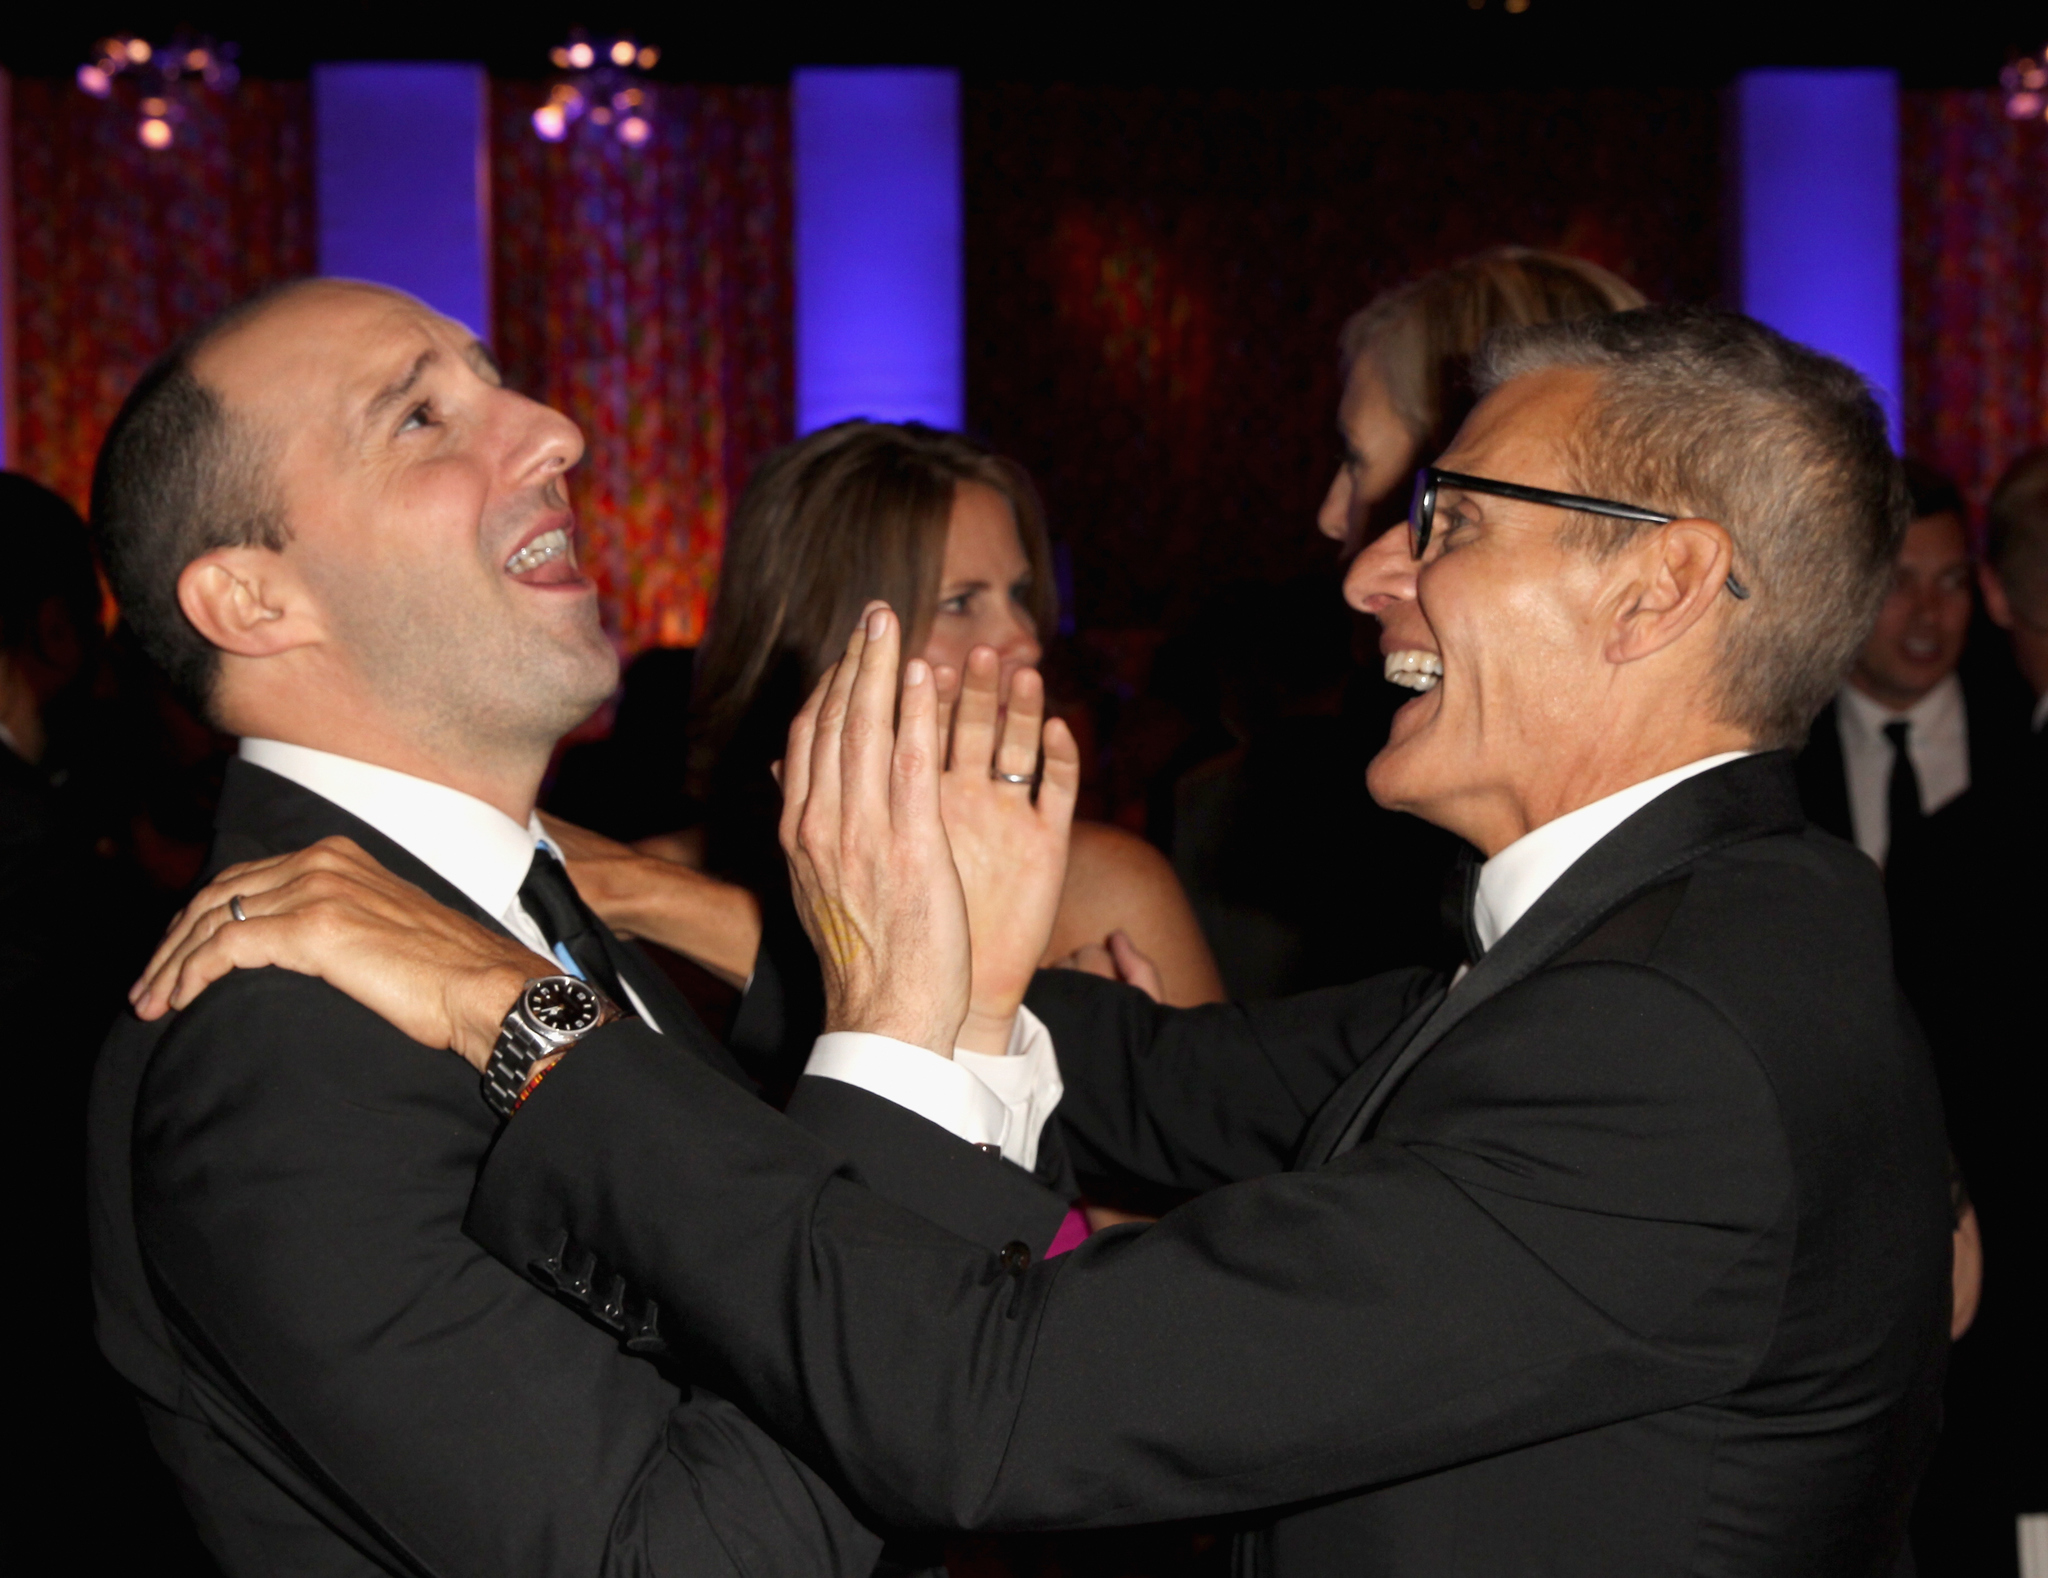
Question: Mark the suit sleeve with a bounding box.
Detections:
[783,1075,1073,1253]
[1023,964,1441,1189]
[470,961,1793,1533]
[133,970,882,1578]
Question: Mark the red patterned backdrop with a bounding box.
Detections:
[11,77,312,512]
[1901,90,2048,525]
[491,82,792,655]
[963,86,1726,631]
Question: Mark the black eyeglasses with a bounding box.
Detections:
[1408,467,1751,600]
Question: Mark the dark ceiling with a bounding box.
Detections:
[2,3,2042,89]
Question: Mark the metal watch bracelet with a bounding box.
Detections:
[480,975,623,1119]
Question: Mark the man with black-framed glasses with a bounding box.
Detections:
[156,307,1953,1578]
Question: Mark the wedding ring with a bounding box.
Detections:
[992,771,1038,786]
[229,895,249,923]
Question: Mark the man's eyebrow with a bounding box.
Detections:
[364,350,437,424]
[464,340,504,383]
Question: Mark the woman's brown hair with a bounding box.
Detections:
[688,420,1056,878]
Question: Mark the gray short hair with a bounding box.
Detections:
[1473,306,1908,749]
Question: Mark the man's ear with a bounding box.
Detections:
[1603,517,1737,666]
[177,546,321,660]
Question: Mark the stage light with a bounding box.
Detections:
[533,32,661,146]
[2002,48,2048,121]
[75,31,238,151]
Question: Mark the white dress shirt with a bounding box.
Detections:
[241,738,668,1031]
[1468,751,1754,957]
[241,738,1058,1168]
[1834,676,1969,867]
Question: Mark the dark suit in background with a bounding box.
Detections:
[1889,724,2047,1577]
[469,753,1952,1577]
[88,760,1060,1578]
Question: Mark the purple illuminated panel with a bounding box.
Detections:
[314,64,490,334]
[793,69,963,433]
[1736,70,1901,445]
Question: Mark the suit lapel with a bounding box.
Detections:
[1303,752,1807,1167]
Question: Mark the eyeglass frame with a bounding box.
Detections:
[1407,467,1751,600]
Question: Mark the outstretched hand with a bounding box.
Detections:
[933,647,1081,1052]
[780,605,971,1056]
[129,835,547,1073]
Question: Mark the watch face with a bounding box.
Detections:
[524,976,602,1035]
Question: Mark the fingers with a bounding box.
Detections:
[951,647,1000,781]
[807,614,874,839]
[1036,715,1082,832]
[778,668,830,855]
[132,838,375,1001]
[843,604,901,827]
[892,659,944,835]
[994,665,1045,784]
[1107,929,1165,1003]
[1057,943,1119,981]
[931,663,961,767]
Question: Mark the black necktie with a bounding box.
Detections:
[1883,720,1923,857]
[519,846,631,1005]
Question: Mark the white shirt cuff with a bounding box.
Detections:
[803,1006,1064,1171]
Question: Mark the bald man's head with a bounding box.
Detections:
[91,279,450,714]
[88,282,336,712]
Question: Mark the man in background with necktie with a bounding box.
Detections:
[1794,458,2034,873]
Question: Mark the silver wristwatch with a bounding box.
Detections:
[480,975,623,1118]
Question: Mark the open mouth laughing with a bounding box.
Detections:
[1384,649,1443,693]
[504,521,583,586]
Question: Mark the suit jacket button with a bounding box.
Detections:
[999,1241,1031,1274]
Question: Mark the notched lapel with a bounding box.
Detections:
[1308,753,1806,1165]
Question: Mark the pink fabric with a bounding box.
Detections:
[1045,1207,1093,1258]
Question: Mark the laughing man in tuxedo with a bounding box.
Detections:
[87,279,1081,1578]
[150,308,1953,1576]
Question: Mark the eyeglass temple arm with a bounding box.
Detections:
[1426,470,1749,597]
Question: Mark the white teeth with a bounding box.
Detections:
[506,528,570,575]
[1384,650,1443,692]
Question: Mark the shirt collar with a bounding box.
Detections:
[1837,672,1964,738]
[238,738,544,924]
[1470,751,1753,956]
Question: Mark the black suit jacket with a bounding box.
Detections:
[87,760,1058,1578]
[466,752,1952,1577]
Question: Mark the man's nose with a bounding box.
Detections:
[509,392,586,483]
[1343,523,1418,615]
[1317,469,1352,543]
